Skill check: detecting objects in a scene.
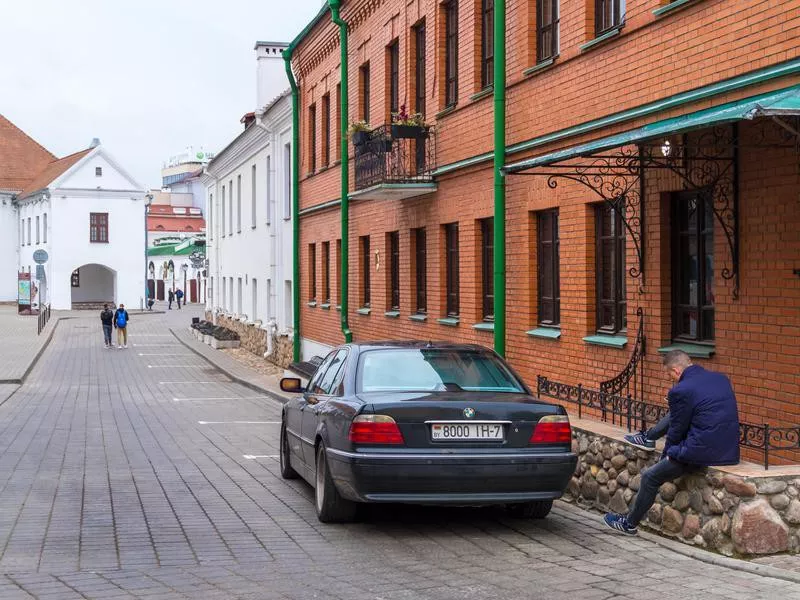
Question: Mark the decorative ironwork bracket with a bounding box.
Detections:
[537,147,646,287]
[511,123,751,299]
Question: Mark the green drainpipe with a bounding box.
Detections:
[283,49,302,362]
[329,0,352,343]
[493,0,507,357]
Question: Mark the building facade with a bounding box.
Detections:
[204,42,295,364]
[290,0,800,462]
[13,141,147,310]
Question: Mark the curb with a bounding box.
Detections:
[0,317,64,385]
[555,501,800,585]
[169,327,288,406]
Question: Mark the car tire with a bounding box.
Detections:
[507,499,553,519]
[279,423,299,480]
[315,443,357,523]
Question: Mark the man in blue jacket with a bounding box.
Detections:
[604,350,740,535]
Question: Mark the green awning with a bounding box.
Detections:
[503,84,800,174]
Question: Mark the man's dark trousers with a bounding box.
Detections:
[627,458,695,526]
[102,323,113,346]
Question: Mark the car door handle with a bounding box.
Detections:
[306,395,319,405]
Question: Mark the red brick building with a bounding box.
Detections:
[288,0,800,463]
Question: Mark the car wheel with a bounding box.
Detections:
[279,423,299,480]
[315,443,357,523]
[507,499,553,519]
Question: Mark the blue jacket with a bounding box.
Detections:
[664,365,740,466]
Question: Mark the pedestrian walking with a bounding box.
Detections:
[100,303,115,348]
[168,289,175,310]
[176,288,184,309]
[604,350,740,535]
[114,303,130,349]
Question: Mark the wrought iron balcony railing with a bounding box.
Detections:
[353,124,436,191]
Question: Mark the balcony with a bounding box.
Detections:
[352,124,437,201]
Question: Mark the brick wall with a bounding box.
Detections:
[292,0,800,456]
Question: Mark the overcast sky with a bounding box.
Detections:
[0,0,323,188]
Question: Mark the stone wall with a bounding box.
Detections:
[568,427,800,556]
[207,311,293,369]
[215,315,267,356]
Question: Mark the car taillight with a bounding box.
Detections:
[530,415,571,444]
[349,415,404,445]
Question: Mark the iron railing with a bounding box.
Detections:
[536,375,800,470]
[37,304,51,335]
[353,124,435,190]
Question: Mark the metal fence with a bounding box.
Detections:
[536,375,800,470]
[37,304,51,335]
[353,125,435,190]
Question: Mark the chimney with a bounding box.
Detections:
[255,41,289,110]
[89,137,101,148]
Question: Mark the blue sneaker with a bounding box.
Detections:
[603,513,638,535]
[624,431,656,451]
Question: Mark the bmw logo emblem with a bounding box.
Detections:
[463,407,476,419]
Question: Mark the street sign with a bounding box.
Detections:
[33,249,49,264]
[35,264,46,280]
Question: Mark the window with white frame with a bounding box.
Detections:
[251,165,257,228]
[283,143,291,219]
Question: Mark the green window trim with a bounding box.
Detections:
[307,301,318,308]
[657,343,715,359]
[384,310,400,318]
[472,322,495,332]
[320,303,331,310]
[527,327,561,340]
[582,335,628,349]
[470,87,494,102]
[579,25,623,53]
[523,57,556,78]
[653,0,701,18]
[437,317,460,327]
[335,305,342,312]
[409,313,428,322]
[356,307,371,315]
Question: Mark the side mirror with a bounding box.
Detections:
[280,377,305,393]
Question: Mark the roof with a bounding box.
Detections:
[18,147,93,198]
[504,84,800,173]
[0,114,56,191]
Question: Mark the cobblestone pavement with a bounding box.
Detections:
[0,309,799,599]
[0,305,57,382]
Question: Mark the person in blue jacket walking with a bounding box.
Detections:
[604,350,740,535]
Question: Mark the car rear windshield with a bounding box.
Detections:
[357,348,525,393]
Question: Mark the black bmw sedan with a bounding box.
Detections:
[279,342,577,523]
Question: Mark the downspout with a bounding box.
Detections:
[283,49,302,362]
[492,0,507,357]
[329,0,352,343]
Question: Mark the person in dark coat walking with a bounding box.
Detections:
[175,288,184,309]
[604,350,740,535]
[100,304,114,348]
[168,289,175,310]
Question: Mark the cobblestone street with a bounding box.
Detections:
[0,309,798,599]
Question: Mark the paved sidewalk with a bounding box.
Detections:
[2,309,800,598]
[0,306,59,383]
[171,324,288,402]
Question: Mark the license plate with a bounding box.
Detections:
[430,423,505,441]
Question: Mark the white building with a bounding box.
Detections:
[6,133,147,310]
[204,41,294,360]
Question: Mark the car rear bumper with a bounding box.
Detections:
[325,447,577,504]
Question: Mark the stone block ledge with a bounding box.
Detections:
[568,417,800,557]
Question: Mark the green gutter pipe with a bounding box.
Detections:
[283,49,302,362]
[329,0,352,343]
[493,0,507,357]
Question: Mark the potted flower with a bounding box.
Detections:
[348,120,372,146]
[391,105,429,139]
